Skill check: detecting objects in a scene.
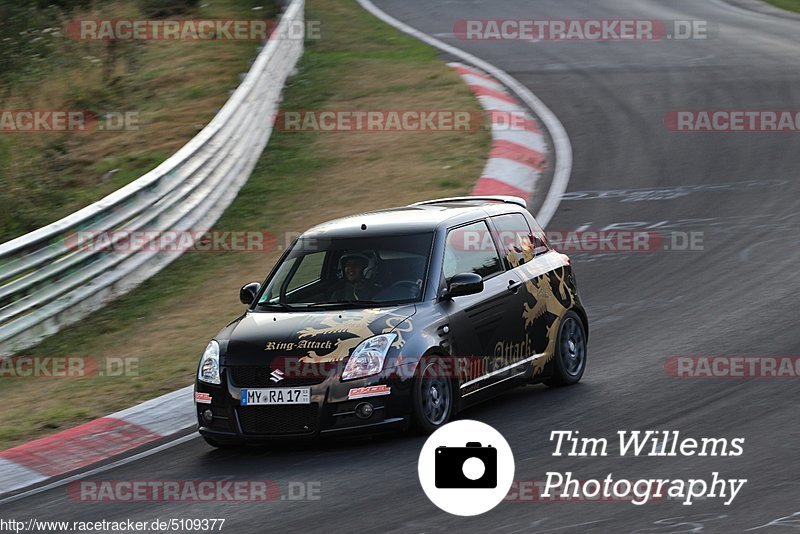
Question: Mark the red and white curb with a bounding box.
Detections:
[450,62,548,201]
[0,385,193,496]
[358,0,571,229]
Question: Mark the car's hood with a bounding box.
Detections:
[219,305,417,366]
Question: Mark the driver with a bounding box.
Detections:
[330,253,380,301]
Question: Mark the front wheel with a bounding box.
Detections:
[411,357,454,434]
[545,311,587,387]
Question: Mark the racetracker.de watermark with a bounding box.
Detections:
[505,479,659,503]
[65,19,321,41]
[0,110,139,133]
[665,356,800,378]
[261,355,494,382]
[446,228,704,253]
[64,230,278,253]
[273,110,541,132]
[67,480,321,502]
[547,230,703,252]
[665,110,800,132]
[0,356,138,378]
[452,19,714,41]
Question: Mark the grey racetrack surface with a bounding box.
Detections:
[3,1,800,532]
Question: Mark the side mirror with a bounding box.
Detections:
[443,272,484,299]
[239,282,261,305]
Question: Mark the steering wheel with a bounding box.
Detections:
[389,280,422,297]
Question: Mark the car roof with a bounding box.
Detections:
[301,196,530,239]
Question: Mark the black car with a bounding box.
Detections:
[195,196,588,446]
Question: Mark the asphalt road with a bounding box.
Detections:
[3,0,800,532]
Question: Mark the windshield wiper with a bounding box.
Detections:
[256,300,293,311]
[303,300,385,308]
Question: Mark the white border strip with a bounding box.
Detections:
[355,0,572,228]
[460,353,545,389]
[0,458,48,495]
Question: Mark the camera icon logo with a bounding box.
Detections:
[435,442,497,488]
[418,420,515,516]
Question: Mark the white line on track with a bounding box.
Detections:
[355,0,573,228]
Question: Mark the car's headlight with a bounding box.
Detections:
[198,340,221,385]
[342,333,397,381]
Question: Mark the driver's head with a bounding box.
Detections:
[343,255,368,283]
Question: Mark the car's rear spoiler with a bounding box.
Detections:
[411,196,527,209]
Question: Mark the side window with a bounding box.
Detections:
[443,221,503,282]
[491,213,534,267]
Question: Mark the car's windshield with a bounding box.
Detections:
[256,233,434,309]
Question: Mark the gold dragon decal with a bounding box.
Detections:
[508,246,574,374]
[297,308,413,363]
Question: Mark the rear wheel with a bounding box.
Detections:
[411,357,454,434]
[545,311,587,387]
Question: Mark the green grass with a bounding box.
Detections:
[0,0,490,450]
[763,0,800,12]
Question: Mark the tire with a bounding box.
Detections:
[545,311,587,387]
[202,435,242,449]
[411,356,455,434]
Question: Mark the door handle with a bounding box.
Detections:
[507,280,522,293]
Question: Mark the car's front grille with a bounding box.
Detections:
[238,405,318,435]
[228,366,327,387]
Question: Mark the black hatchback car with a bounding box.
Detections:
[195,196,588,446]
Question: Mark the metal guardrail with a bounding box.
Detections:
[0,0,305,356]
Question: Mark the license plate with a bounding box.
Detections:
[240,388,311,406]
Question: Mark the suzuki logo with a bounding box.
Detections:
[270,369,285,383]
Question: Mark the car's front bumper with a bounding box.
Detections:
[195,365,414,441]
